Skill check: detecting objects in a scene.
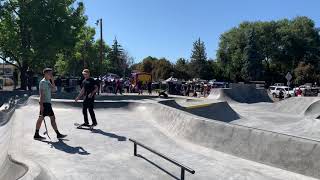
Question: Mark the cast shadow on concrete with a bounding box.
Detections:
[91,129,127,141]
[136,154,180,180]
[38,139,90,155]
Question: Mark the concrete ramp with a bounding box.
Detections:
[144,103,320,179]
[270,97,320,115]
[160,100,240,122]
[208,84,273,103]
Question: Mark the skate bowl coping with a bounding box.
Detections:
[51,93,161,101]
[28,95,138,109]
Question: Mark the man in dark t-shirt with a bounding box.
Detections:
[75,69,98,127]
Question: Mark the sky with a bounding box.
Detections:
[68,1,320,63]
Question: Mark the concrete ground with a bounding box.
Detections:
[7,99,318,180]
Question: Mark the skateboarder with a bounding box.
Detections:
[34,68,67,140]
[75,69,98,127]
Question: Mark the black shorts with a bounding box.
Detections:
[40,103,55,117]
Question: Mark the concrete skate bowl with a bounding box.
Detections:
[0,103,28,180]
[138,101,320,179]
[6,97,320,179]
[159,100,240,122]
[270,97,320,115]
[208,84,273,104]
[0,98,56,180]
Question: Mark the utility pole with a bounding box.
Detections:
[96,18,103,75]
[99,18,103,75]
[95,18,104,94]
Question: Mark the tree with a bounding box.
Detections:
[209,60,224,81]
[241,29,263,81]
[154,58,172,80]
[189,38,209,79]
[294,62,317,85]
[131,56,173,81]
[107,37,126,76]
[54,26,111,77]
[217,16,320,84]
[174,58,191,80]
[133,56,157,74]
[0,0,87,89]
[122,50,135,77]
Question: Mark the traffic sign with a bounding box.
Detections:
[285,72,292,81]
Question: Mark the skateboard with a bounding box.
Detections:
[74,123,95,131]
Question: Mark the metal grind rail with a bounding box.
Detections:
[129,138,195,180]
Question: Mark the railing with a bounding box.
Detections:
[129,138,195,180]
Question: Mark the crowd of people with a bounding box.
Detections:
[9,68,230,99]
[101,78,152,95]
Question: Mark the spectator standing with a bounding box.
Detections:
[296,88,303,97]
[115,79,123,95]
[55,75,63,93]
[147,81,152,95]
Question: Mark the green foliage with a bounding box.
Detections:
[107,38,127,76]
[53,25,112,77]
[174,58,191,80]
[189,38,209,79]
[294,62,318,85]
[217,16,320,84]
[241,29,263,81]
[132,56,173,81]
[0,0,87,88]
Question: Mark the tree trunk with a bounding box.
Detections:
[20,67,27,90]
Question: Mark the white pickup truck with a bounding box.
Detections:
[269,86,295,98]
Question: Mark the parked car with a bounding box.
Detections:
[269,86,295,98]
[294,85,319,96]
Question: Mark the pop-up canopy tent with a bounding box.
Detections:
[162,77,182,84]
[102,73,120,82]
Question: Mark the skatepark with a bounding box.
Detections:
[2,84,320,180]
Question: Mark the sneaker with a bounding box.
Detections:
[57,134,67,139]
[80,123,90,127]
[34,134,46,140]
[91,123,98,127]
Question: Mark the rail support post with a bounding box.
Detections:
[134,143,137,156]
[181,168,185,180]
